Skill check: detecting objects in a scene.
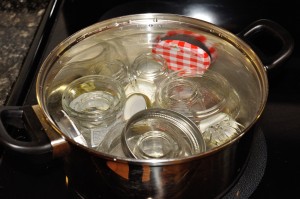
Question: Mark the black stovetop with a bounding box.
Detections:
[1,0,300,198]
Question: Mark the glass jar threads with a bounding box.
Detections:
[125,52,169,104]
[89,59,129,86]
[155,69,241,124]
[61,75,126,148]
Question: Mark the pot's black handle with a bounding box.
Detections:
[0,105,53,164]
[237,19,294,70]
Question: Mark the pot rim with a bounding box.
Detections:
[35,13,269,165]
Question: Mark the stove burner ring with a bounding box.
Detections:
[222,127,267,198]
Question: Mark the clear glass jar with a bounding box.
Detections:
[125,52,169,104]
[89,59,129,86]
[62,42,110,67]
[155,69,241,124]
[61,75,126,148]
[199,112,244,150]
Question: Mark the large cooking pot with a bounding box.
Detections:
[0,13,293,198]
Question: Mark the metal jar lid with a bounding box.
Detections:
[121,108,206,159]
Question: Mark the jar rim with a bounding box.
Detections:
[61,75,126,121]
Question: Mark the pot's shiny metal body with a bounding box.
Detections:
[63,125,255,198]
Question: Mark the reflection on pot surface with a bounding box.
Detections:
[92,158,199,199]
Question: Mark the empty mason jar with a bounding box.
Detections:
[125,52,169,104]
[61,75,126,148]
[89,59,129,86]
[155,69,240,124]
[132,52,169,82]
[199,112,244,149]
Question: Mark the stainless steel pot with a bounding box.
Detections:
[0,13,293,198]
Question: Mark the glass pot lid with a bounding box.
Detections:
[36,13,268,159]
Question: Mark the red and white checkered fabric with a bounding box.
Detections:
[152,30,217,74]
